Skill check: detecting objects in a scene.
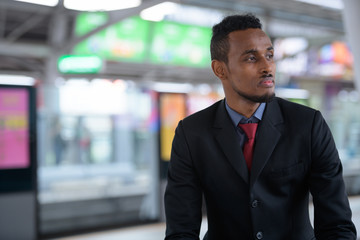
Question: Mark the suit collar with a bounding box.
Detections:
[213,98,284,186]
[225,100,266,126]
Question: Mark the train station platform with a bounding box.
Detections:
[54,196,360,240]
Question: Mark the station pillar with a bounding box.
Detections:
[342,0,360,92]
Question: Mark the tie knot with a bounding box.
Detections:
[238,123,258,139]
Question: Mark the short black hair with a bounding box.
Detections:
[210,14,262,63]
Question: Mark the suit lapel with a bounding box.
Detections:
[250,99,283,187]
[212,99,284,186]
[213,100,249,184]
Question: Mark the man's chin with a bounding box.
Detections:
[244,93,276,103]
[263,93,276,103]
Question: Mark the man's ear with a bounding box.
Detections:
[211,60,227,80]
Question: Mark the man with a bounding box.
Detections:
[164,14,357,240]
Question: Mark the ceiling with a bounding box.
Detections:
[0,0,346,84]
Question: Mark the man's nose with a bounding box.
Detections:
[259,58,274,74]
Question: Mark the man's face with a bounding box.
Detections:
[220,28,276,103]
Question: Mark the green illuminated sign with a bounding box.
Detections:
[150,21,212,67]
[58,55,103,74]
[74,12,108,37]
[72,13,212,68]
[73,14,150,62]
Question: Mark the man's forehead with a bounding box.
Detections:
[228,29,270,40]
[228,29,273,52]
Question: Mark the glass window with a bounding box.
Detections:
[37,80,160,235]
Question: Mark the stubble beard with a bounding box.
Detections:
[235,88,276,103]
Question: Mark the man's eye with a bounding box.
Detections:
[247,56,256,61]
[267,53,274,59]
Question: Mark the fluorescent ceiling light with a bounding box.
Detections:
[64,0,141,11]
[295,0,343,10]
[140,2,178,22]
[14,0,58,7]
[0,75,36,86]
[164,5,224,27]
[152,82,193,93]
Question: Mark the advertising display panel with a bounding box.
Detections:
[159,93,186,161]
[73,14,150,62]
[150,21,211,67]
[72,13,211,67]
[0,88,30,169]
[0,84,36,192]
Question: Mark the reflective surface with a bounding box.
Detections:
[37,81,160,235]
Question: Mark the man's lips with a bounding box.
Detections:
[262,79,274,84]
[259,75,274,86]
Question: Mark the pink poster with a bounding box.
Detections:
[0,88,29,169]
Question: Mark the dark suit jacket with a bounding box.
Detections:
[164,97,356,240]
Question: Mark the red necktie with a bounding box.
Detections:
[238,123,258,170]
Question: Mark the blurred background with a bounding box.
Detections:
[0,0,360,239]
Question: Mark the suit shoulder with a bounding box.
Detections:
[274,97,317,116]
[181,99,222,127]
[268,97,322,131]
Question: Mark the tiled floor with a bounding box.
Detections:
[54,219,207,240]
[55,197,360,240]
[54,218,208,240]
[55,222,168,240]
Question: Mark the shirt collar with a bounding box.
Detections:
[225,100,266,126]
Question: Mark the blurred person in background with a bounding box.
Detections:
[76,116,93,164]
[164,13,356,240]
[52,116,66,165]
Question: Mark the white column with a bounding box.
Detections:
[342,0,360,92]
[43,1,68,114]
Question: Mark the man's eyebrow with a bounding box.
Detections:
[241,46,274,56]
[241,49,257,56]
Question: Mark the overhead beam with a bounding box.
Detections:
[0,0,54,14]
[181,0,343,32]
[0,40,50,58]
[6,12,48,42]
[0,7,6,38]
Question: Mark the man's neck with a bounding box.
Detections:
[227,99,260,119]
